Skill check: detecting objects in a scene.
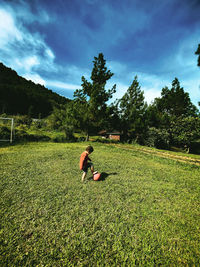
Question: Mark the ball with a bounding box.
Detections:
[93,171,101,181]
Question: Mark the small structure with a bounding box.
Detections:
[99,130,121,141]
[108,131,121,141]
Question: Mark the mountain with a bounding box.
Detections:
[0,62,70,117]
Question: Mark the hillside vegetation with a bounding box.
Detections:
[0,142,200,266]
[0,63,69,117]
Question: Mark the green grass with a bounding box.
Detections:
[0,142,200,266]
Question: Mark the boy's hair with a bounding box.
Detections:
[86,145,94,153]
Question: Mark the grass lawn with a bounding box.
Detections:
[0,142,200,266]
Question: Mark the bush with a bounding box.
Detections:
[188,140,200,154]
[52,136,66,143]
[15,129,50,142]
[31,119,46,130]
[14,115,32,127]
[0,125,10,139]
[77,136,86,142]
[51,134,77,143]
[17,124,29,132]
[144,127,170,149]
[170,117,200,152]
[63,126,76,142]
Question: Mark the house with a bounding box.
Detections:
[107,131,121,141]
[99,130,121,141]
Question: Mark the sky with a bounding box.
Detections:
[0,0,200,107]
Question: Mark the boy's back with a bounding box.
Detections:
[80,151,89,170]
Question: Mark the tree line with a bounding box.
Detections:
[48,49,200,152]
[1,45,200,152]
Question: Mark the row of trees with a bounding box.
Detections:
[48,51,200,152]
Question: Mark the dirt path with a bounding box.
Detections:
[111,144,200,166]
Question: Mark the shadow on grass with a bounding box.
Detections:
[89,172,117,182]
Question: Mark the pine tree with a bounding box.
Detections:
[195,44,200,107]
[118,76,147,141]
[74,53,116,140]
[155,78,198,117]
[195,44,200,67]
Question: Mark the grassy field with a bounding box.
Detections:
[0,142,200,266]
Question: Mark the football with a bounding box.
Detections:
[93,171,101,181]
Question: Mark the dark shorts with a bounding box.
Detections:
[82,162,93,173]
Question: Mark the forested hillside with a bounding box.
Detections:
[0,63,69,117]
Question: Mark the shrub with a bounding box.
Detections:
[15,129,50,142]
[170,117,200,152]
[144,127,170,149]
[63,126,76,142]
[14,115,32,127]
[77,136,86,142]
[31,119,46,130]
[52,136,66,143]
[0,125,10,139]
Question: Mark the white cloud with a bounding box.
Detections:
[23,73,46,85]
[136,72,170,103]
[0,3,56,85]
[0,8,22,46]
[107,61,168,104]
[0,3,87,92]
[45,48,55,60]
[182,78,200,107]
[107,61,127,78]
[143,88,161,104]
[46,81,81,91]
[111,82,128,101]
[14,56,40,72]
[175,33,200,70]
[4,0,51,25]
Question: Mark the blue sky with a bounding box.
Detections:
[0,0,200,106]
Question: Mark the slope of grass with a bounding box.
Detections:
[0,142,200,266]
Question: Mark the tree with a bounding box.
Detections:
[146,103,169,129]
[104,102,121,132]
[74,53,116,140]
[195,44,200,107]
[46,102,77,140]
[195,44,200,67]
[170,116,200,153]
[154,78,198,118]
[118,76,147,141]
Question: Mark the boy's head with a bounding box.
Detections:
[86,145,94,154]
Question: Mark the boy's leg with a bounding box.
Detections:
[90,163,94,174]
[82,171,87,182]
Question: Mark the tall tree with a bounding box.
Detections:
[74,53,116,140]
[118,76,147,141]
[195,44,200,67]
[155,78,198,118]
[195,44,200,107]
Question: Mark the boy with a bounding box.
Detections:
[80,145,94,182]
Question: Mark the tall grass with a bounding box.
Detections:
[0,142,200,266]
